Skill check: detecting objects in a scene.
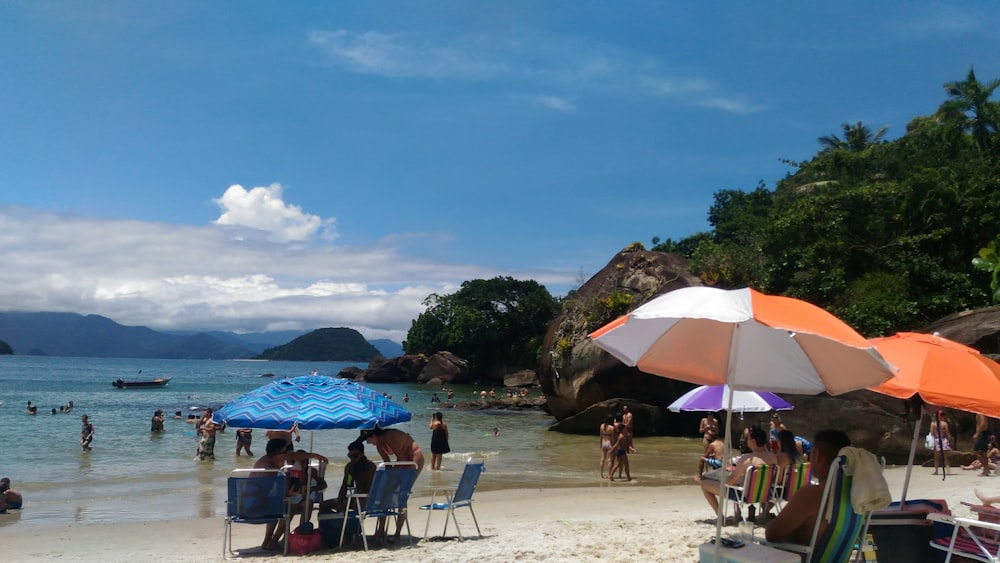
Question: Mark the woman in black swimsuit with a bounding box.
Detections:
[429,412,450,471]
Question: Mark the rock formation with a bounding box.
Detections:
[537,244,703,429]
[536,243,1000,463]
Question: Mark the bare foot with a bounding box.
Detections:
[976,488,995,506]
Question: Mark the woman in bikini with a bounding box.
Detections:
[599,414,616,478]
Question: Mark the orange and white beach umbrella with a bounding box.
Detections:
[589,286,894,395]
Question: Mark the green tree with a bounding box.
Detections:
[938,67,1000,153]
[404,277,559,377]
[818,121,889,152]
[972,234,1000,303]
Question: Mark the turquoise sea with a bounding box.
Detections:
[0,356,705,529]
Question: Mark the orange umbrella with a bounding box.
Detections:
[868,332,1000,504]
[869,332,1000,415]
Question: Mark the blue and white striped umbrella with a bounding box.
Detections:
[212,375,412,431]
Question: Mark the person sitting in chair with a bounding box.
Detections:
[320,440,376,514]
[701,425,776,523]
[765,429,852,546]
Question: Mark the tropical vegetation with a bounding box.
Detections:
[654,67,1000,335]
[404,277,560,378]
[409,68,1000,376]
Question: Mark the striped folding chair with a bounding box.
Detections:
[727,464,777,524]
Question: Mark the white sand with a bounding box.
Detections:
[3,466,994,562]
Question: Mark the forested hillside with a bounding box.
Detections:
[654,68,1000,335]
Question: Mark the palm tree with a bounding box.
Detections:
[938,67,1000,153]
[818,121,889,152]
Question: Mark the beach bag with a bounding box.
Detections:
[925,433,935,449]
[288,529,324,555]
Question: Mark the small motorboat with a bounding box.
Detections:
[112,377,172,389]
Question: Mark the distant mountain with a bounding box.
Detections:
[255,327,381,361]
[0,312,400,360]
[0,312,255,359]
[369,338,403,358]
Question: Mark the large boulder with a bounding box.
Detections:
[549,398,670,436]
[417,351,470,384]
[536,244,1000,464]
[537,244,703,420]
[362,355,426,383]
[922,305,1000,355]
[504,369,539,387]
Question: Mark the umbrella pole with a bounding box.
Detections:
[899,405,924,507]
[714,331,741,563]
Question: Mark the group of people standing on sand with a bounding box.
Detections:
[599,405,635,481]
[924,409,1000,477]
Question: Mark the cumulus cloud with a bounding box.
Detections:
[308,28,759,114]
[0,187,573,341]
[213,183,334,242]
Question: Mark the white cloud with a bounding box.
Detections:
[308,28,759,115]
[531,95,577,112]
[0,187,577,341]
[213,183,334,242]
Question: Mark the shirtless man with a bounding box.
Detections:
[361,426,424,541]
[765,429,851,546]
[698,432,725,479]
[608,419,632,481]
[701,426,776,519]
[700,412,720,449]
[974,413,993,477]
[321,440,377,514]
[0,477,23,511]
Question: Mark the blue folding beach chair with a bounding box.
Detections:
[420,457,485,541]
[223,468,290,559]
[340,461,418,551]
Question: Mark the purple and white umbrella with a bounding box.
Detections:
[667,384,793,414]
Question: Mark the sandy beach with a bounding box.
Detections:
[3,463,994,562]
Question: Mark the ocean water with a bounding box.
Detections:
[0,356,703,528]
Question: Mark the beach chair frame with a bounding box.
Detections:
[727,464,776,524]
[763,455,872,563]
[223,468,291,559]
[928,512,1000,562]
[419,457,485,541]
[340,461,418,551]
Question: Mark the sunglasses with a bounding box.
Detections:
[347,453,360,459]
[710,537,745,549]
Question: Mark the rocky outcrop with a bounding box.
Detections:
[504,369,539,387]
[417,351,470,384]
[537,244,703,420]
[335,366,363,380]
[549,398,670,436]
[535,244,1000,464]
[922,305,1000,355]
[362,354,427,383]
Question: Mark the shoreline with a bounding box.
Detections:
[4,465,997,562]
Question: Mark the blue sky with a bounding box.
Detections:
[2,2,999,342]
